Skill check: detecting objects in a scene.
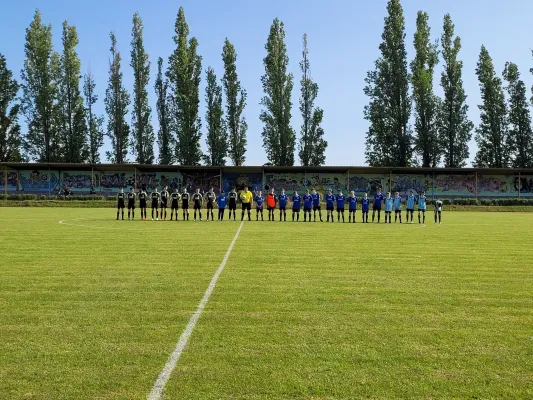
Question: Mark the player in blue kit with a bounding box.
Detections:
[361,193,370,223]
[417,191,427,224]
[303,190,313,222]
[384,192,393,223]
[311,189,323,222]
[255,191,264,221]
[278,189,288,222]
[406,190,416,223]
[348,191,357,223]
[336,189,346,223]
[393,192,402,223]
[325,189,335,223]
[372,188,384,223]
[292,192,302,222]
[217,190,227,221]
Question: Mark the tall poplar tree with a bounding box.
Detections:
[298,33,327,166]
[104,32,130,164]
[56,21,88,163]
[83,71,104,163]
[222,38,247,166]
[203,67,227,165]
[20,10,60,162]
[155,57,173,165]
[475,45,508,168]
[260,18,295,166]
[364,0,412,167]
[410,11,440,167]
[167,7,202,165]
[0,54,23,162]
[130,12,154,164]
[439,14,473,168]
[503,62,533,168]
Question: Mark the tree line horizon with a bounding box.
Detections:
[1,0,532,168]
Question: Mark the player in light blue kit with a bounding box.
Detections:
[417,191,427,224]
[406,190,416,223]
[393,192,402,223]
[361,193,370,223]
[348,191,357,223]
[384,192,393,223]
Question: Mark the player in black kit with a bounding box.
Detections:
[181,189,190,220]
[228,188,237,221]
[170,189,180,221]
[151,188,160,220]
[116,188,125,220]
[205,188,216,221]
[139,188,147,220]
[127,187,136,220]
[192,189,203,221]
[160,186,169,220]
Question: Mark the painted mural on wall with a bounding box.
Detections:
[182,171,221,193]
[61,171,98,192]
[17,170,60,193]
[264,172,347,194]
[476,175,514,197]
[223,173,263,193]
[391,175,431,196]
[346,175,385,194]
[432,174,477,197]
[137,172,183,191]
[515,175,533,196]
[0,171,18,191]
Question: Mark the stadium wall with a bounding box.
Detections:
[1,163,533,199]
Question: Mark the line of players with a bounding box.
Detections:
[115,186,444,224]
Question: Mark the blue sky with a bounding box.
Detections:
[1,0,533,166]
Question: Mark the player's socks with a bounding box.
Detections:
[199,212,202,221]
[132,211,134,220]
[116,211,119,220]
[122,211,124,220]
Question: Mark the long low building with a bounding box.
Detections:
[1,163,533,199]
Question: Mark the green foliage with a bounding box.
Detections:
[83,72,104,164]
[222,38,247,166]
[260,18,296,166]
[130,13,154,164]
[104,32,130,164]
[0,53,23,162]
[475,46,508,168]
[155,57,173,165]
[364,0,412,167]
[167,7,203,165]
[203,67,227,166]
[298,34,327,167]
[503,62,533,168]
[438,15,473,168]
[20,10,61,162]
[56,21,88,163]
[410,12,440,168]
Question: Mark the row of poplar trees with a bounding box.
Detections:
[0,9,327,166]
[365,0,533,168]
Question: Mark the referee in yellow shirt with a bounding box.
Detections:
[240,186,254,221]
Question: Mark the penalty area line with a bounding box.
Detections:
[147,220,244,400]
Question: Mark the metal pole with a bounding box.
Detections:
[432,171,435,200]
[219,167,223,192]
[4,166,7,195]
[347,170,350,192]
[134,167,137,191]
[91,166,94,194]
[389,169,392,193]
[49,167,51,197]
[475,171,478,201]
[262,167,265,191]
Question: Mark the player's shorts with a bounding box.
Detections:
[326,206,334,211]
[337,207,345,212]
[229,200,237,211]
[304,207,312,212]
[171,200,179,210]
[160,199,168,209]
[207,202,214,210]
[407,208,414,212]
[362,209,369,213]
[194,202,202,210]
[292,207,301,212]
[435,207,442,213]
[242,202,251,211]
[385,209,392,213]
[256,205,263,211]
[313,205,321,211]
[279,206,286,211]
[419,208,426,212]
[373,205,382,211]
[349,208,357,213]
[127,200,135,210]
[140,199,147,208]
[182,200,189,209]
[117,199,125,209]
[394,209,402,213]
[267,205,276,211]
[151,200,159,209]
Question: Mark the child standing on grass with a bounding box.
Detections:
[418,191,427,224]
[139,188,147,220]
[361,193,370,223]
[434,199,443,224]
[348,191,357,223]
[127,187,136,220]
[393,192,402,223]
[117,188,125,221]
[384,192,393,224]
[255,191,265,221]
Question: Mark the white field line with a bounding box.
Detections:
[147,221,244,400]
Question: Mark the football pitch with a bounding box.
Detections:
[1,208,532,399]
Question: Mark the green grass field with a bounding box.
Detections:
[1,208,532,399]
